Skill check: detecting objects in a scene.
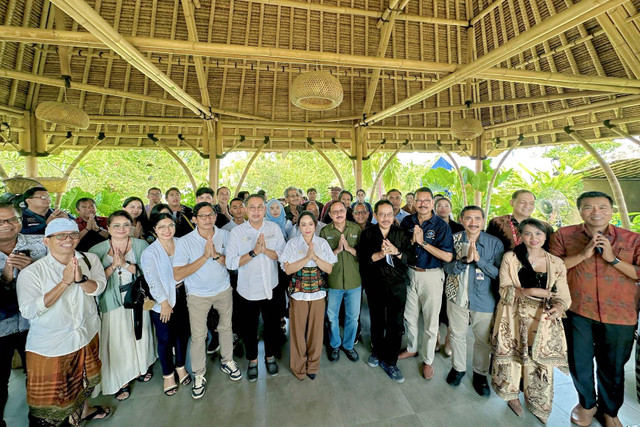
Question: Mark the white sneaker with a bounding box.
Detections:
[191,375,207,399]
[220,360,243,381]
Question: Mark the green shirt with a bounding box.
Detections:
[319,221,362,290]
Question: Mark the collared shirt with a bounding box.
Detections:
[141,238,179,313]
[279,234,338,301]
[319,221,362,290]
[357,225,414,287]
[288,221,326,240]
[222,219,245,232]
[226,221,286,300]
[173,227,230,297]
[400,212,454,269]
[486,214,552,251]
[0,234,48,337]
[74,216,109,252]
[21,208,53,235]
[371,208,409,225]
[16,252,106,356]
[443,231,504,313]
[549,223,640,325]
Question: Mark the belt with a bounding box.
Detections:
[409,266,426,272]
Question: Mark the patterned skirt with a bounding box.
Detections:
[26,334,101,426]
[288,267,326,295]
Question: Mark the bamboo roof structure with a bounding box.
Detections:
[1,0,640,156]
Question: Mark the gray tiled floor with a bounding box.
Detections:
[5,319,640,426]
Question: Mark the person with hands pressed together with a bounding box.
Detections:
[74,198,109,251]
[320,200,362,363]
[280,211,337,380]
[357,200,414,383]
[140,213,191,397]
[17,218,109,426]
[442,206,504,397]
[549,191,640,427]
[89,211,155,401]
[20,187,71,235]
[399,187,454,381]
[284,186,303,226]
[492,218,571,424]
[173,202,241,399]
[226,195,286,381]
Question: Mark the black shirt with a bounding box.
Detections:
[173,205,194,237]
[357,224,414,287]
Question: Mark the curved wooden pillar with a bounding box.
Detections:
[484,139,522,217]
[604,120,640,147]
[369,142,406,201]
[235,139,268,196]
[565,127,631,229]
[353,130,364,191]
[308,141,345,189]
[437,147,468,207]
[156,139,198,194]
[53,137,103,208]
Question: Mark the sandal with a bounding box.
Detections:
[81,405,112,421]
[137,367,153,382]
[176,367,191,386]
[115,385,131,401]
[163,374,178,396]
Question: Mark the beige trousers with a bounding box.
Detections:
[447,300,493,375]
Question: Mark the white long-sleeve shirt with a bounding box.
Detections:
[141,238,179,312]
[226,221,286,300]
[17,252,106,357]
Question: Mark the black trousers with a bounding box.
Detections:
[1,330,27,425]
[150,286,190,376]
[365,282,406,366]
[238,295,281,361]
[563,311,637,416]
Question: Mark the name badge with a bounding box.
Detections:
[475,269,485,281]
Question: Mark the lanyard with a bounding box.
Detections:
[508,215,521,246]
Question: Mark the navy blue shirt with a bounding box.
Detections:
[400,212,454,269]
[21,208,53,235]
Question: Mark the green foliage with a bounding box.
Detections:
[59,187,125,217]
[542,141,621,169]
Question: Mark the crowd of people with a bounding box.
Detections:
[0,182,639,427]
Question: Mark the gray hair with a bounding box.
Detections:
[284,186,298,198]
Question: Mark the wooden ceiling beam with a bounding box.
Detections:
[358,0,627,126]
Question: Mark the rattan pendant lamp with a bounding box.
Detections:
[290,71,344,111]
[35,76,89,129]
[450,102,483,140]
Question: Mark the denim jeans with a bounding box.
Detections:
[150,286,190,376]
[326,287,362,350]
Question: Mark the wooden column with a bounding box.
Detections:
[474,158,482,207]
[353,129,364,191]
[565,127,631,229]
[208,121,221,190]
[604,120,640,147]
[21,112,38,178]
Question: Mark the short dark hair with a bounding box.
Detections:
[23,187,48,200]
[435,197,452,208]
[306,188,317,194]
[147,187,161,194]
[216,186,230,195]
[299,210,318,226]
[193,202,215,217]
[511,189,535,200]
[257,189,266,197]
[229,197,245,206]
[387,188,402,196]
[247,194,266,204]
[356,189,366,196]
[76,197,96,209]
[150,213,175,228]
[406,192,414,197]
[107,210,133,226]
[576,191,614,209]
[196,187,214,197]
[460,205,485,219]
[374,200,394,213]
[338,190,353,201]
[150,203,171,217]
[165,187,180,198]
[237,191,250,200]
[0,202,20,217]
[414,187,433,198]
[329,200,346,213]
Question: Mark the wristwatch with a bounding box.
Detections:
[608,257,621,266]
[75,275,89,284]
[249,250,257,258]
[211,254,221,261]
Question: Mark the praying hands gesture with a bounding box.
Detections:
[253,233,266,255]
[132,222,143,239]
[412,225,424,245]
[306,242,318,262]
[111,248,126,269]
[2,252,33,281]
[86,216,99,232]
[204,237,217,258]
[61,257,82,286]
[291,207,300,225]
[466,241,480,263]
[382,239,400,257]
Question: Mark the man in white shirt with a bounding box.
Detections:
[17,218,109,425]
[226,194,286,382]
[222,198,247,232]
[173,202,242,399]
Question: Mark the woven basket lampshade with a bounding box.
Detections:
[290,71,343,111]
[35,101,90,130]
[450,117,484,140]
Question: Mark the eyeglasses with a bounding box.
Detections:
[330,209,346,215]
[197,213,216,219]
[29,195,51,200]
[0,217,20,225]
[354,211,368,215]
[51,232,80,241]
[148,192,162,197]
[110,223,132,229]
[377,213,395,219]
[415,199,432,204]
[248,205,265,212]
[155,224,176,231]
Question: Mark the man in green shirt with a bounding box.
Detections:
[320,201,362,362]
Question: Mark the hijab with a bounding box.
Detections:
[265,198,287,235]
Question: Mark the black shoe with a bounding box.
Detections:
[328,347,340,362]
[341,346,359,362]
[472,373,490,397]
[446,368,466,386]
[265,357,279,377]
[247,362,258,382]
[306,373,316,380]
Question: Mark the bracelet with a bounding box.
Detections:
[61,279,72,286]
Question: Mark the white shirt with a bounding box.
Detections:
[279,234,337,301]
[226,221,286,301]
[288,221,326,240]
[17,252,107,357]
[141,238,179,312]
[372,209,409,224]
[173,227,230,297]
[222,220,244,232]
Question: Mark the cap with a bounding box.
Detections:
[44,218,79,237]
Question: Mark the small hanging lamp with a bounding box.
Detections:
[290,71,344,111]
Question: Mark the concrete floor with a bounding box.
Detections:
[5,313,640,427]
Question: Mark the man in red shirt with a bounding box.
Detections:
[74,198,108,252]
[549,191,640,427]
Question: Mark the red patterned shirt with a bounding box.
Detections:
[549,223,640,325]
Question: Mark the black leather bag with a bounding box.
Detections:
[122,265,153,340]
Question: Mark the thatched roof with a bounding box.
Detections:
[581,145,640,179]
[1,0,640,155]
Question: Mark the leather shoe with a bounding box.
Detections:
[398,349,418,360]
[328,347,340,362]
[570,404,597,427]
[422,363,434,380]
[603,414,623,427]
[472,373,490,397]
[445,368,465,386]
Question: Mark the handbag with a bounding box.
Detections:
[123,264,154,340]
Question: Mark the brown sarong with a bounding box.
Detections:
[26,334,101,426]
